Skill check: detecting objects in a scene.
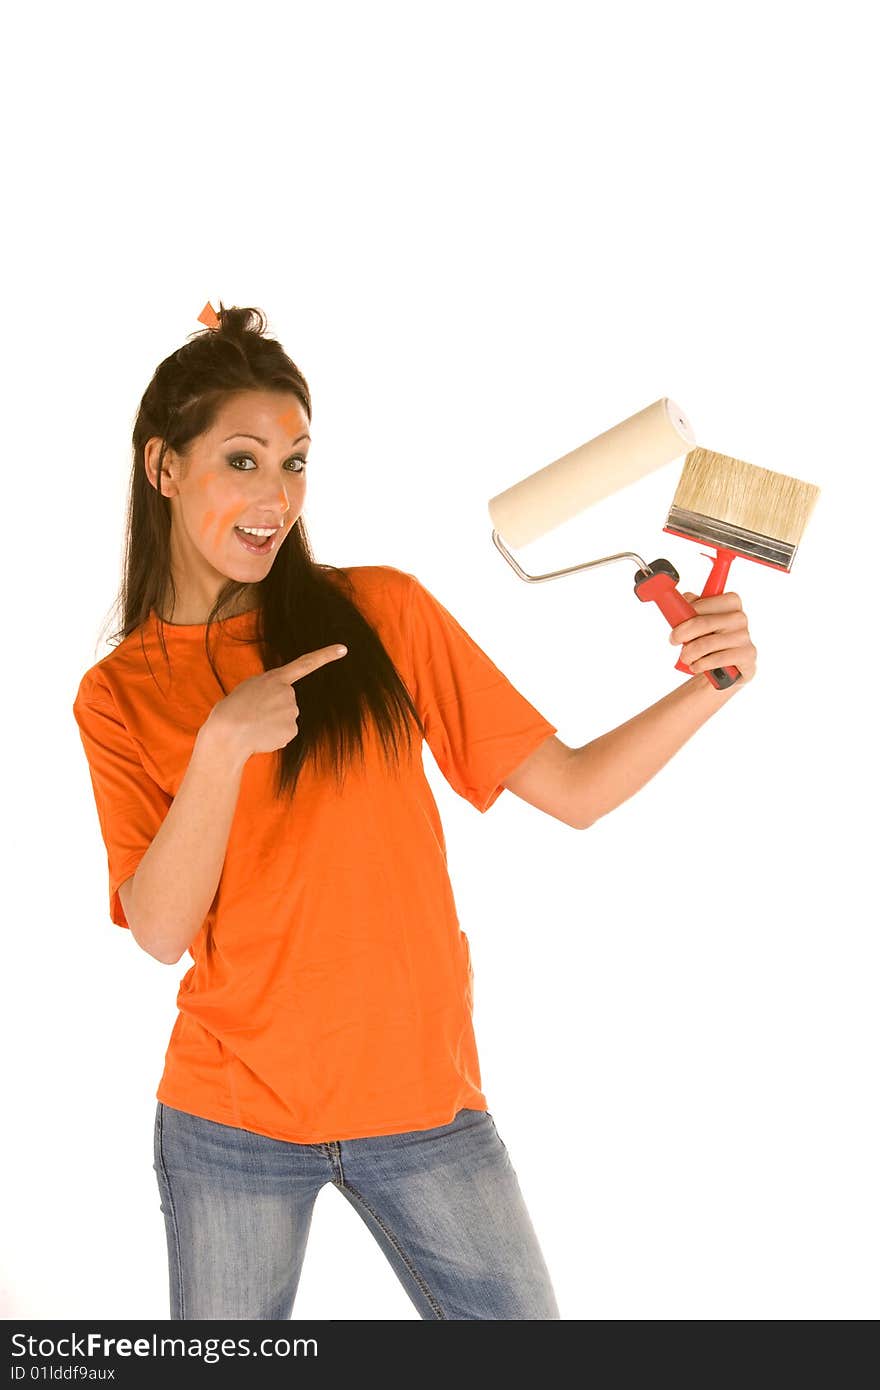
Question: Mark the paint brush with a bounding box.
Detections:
[634,447,821,686]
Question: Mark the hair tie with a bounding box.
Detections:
[197,301,221,331]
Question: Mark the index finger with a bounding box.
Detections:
[275,644,348,681]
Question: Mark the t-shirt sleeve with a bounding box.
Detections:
[403,571,558,813]
[72,671,173,929]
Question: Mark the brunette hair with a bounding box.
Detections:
[102,301,425,801]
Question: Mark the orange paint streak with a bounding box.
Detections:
[275,405,301,436]
[214,501,241,543]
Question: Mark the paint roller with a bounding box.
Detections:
[488,398,820,691]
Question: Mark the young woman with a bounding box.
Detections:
[72,302,756,1320]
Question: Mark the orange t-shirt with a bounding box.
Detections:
[72,565,557,1143]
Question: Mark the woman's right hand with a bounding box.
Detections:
[204,644,349,761]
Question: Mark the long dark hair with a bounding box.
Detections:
[101,301,425,802]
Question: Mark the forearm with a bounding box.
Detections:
[129,719,248,963]
[569,674,743,829]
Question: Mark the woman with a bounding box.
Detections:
[72,302,756,1320]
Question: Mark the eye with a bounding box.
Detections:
[227,453,308,473]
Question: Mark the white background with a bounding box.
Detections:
[3,0,877,1321]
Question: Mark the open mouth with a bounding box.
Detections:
[234,527,278,555]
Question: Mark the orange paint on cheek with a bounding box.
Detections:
[192,473,241,546]
[196,505,240,545]
[193,474,220,539]
[214,502,241,543]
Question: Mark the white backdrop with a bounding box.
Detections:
[3,0,876,1321]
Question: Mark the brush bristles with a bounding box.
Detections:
[672,447,821,546]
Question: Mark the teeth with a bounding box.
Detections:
[237,526,277,537]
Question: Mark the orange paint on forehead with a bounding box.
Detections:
[276,405,304,436]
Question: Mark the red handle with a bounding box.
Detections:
[635,547,742,691]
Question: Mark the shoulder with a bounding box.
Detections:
[72,623,153,718]
[71,665,121,742]
[73,662,114,712]
[326,563,417,615]
[331,562,414,593]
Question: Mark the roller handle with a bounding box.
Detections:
[634,550,742,690]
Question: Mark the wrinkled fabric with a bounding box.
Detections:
[72,566,557,1143]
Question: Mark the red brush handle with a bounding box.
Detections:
[634,547,742,690]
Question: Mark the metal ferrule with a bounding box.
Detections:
[665,505,796,571]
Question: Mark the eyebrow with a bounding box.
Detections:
[222,432,311,446]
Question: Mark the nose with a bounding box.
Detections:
[268,481,298,527]
[278,484,294,524]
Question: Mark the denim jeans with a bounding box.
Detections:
[153,1100,560,1320]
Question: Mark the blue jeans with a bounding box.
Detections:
[153,1101,560,1320]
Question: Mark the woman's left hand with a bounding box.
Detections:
[669,591,758,684]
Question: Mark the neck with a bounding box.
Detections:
[156,585,261,625]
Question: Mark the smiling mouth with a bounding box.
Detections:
[233,527,278,555]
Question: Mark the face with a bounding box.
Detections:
[145,389,310,620]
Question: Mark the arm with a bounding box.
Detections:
[503,590,755,830]
[121,719,248,964]
[565,673,740,829]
